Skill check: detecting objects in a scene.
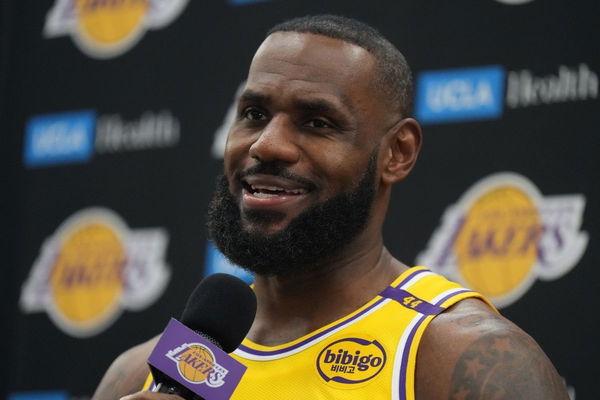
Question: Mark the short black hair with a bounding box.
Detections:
[268,14,413,117]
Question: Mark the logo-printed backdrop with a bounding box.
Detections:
[2,1,598,398]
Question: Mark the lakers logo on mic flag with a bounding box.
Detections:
[167,343,228,387]
[148,319,247,399]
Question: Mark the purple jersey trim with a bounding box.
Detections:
[398,288,474,400]
[236,268,430,357]
[380,287,446,315]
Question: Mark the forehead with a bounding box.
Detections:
[245,32,378,108]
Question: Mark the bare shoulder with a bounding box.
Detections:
[92,335,160,400]
[415,298,569,400]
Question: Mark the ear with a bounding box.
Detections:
[380,118,422,185]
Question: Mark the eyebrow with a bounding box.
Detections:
[294,98,340,114]
[238,89,355,118]
[238,90,269,107]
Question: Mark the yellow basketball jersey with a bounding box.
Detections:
[144,267,494,399]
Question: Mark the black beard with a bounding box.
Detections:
[207,154,377,277]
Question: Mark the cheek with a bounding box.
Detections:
[309,148,369,192]
[223,134,251,175]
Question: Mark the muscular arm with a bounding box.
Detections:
[92,336,160,400]
[415,299,569,400]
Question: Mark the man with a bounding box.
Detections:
[93,15,569,399]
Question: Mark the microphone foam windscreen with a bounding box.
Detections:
[179,273,257,353]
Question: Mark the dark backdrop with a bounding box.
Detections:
[2,1,598,399]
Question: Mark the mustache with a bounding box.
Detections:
[237,162,317,191]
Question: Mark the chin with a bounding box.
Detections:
[241,208,297,233]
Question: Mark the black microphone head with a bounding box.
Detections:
[179,273,257,353]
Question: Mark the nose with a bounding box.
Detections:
[249,116,300,164]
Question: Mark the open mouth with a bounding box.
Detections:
[240,174,313,204]
[243,182,309,198]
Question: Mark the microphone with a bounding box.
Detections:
[147,273,257,399]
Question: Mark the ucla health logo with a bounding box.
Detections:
[415,65,505,124]
[8,392,70,400]
[24,111,96,168]
[316,337,386,387]
[24,109,181,168]
[417,173,587,307]
[20,208,170,337]
[204,241,253,285]
[166,343,229,387]
[44,0,188,59]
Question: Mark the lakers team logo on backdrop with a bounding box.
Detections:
[166,343,229,387]
[316,337,386,387]
[417,172,587,307]
[20,208,170,337]
[44,0,189,58]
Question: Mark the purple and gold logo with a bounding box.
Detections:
[44,0,188,59]
[20,207,170,337]
[316,337,386,387]
[417,172,588,307]
[166,343,229,387]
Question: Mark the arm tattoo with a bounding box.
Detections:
[454,313,503,330]
[448,331,568,400]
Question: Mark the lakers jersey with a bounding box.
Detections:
[144,267,494,399]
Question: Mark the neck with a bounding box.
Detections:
[246,235,409,346]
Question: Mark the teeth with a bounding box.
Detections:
[287,188,307,194]
[251,185,284,191]
[253,192,279,198]
[250,184,307,195]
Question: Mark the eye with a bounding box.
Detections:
[305,119,333,129]
[242,107,267,121]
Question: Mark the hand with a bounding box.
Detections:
[120,390,184,400]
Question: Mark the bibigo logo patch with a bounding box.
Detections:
[417,172,587,307]
[316,337,386,387]
[166,343,229,387]
[20,207,170,337]
[44,0,189,59]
